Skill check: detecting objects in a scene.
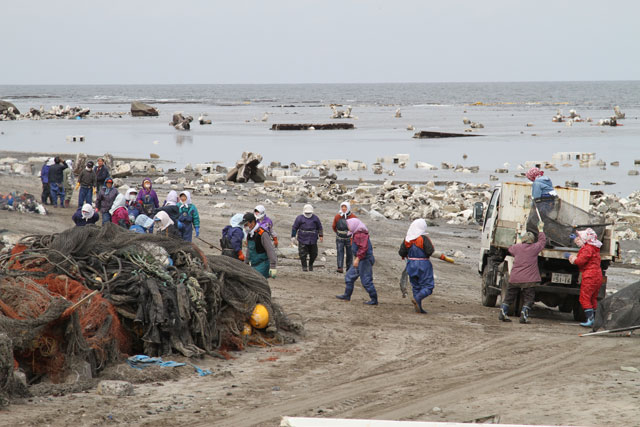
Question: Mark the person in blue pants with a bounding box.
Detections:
[336,218,378,305]
[177,191,200,242]
[398,218,435,314]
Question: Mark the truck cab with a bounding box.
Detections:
[478,182,619,320]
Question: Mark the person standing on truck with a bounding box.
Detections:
[498,221,546,324]
[568,228,603,328]
[526,167,557,214]
[398,218,435,314]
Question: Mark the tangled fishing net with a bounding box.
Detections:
[0,223,303,398]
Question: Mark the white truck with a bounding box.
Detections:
[478,182,620,320]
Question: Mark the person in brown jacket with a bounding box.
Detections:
[332,201,357,273]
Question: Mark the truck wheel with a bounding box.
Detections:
[481,266,498,307]
[573,299,586,322]
[558,297,574,313]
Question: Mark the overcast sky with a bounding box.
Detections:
[3,0,639,84]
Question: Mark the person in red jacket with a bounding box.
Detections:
[569,228,603,328]
[331,201,357,273]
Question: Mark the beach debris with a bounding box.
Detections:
[198,113,212,125]
[526,123,534,127]
[131,101,159,117]
[0,101,20,120]
[261,113,269,122]
[170,112,193,130]
[598,116,618,126]
[470,122,484,129]
[395,108,402,118]
[614,106,626,120]
[413,130,482,139]
[462,117,471,125]
[66,135,85,143]
[0,192,46,215]
[149,153,160,159]
[406,124,415,131]
[415,162,437,170]
[552,152,595,162]
[96,381,134,397]
[552,110,564,122]
[271,123,354,131]
[330,105,353,119]
[629,170,639,176]
[227,152,266,183]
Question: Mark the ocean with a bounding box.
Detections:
[0,82,639,195]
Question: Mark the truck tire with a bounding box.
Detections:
[573,298,586,322]
[481,266,498,307]
[558,297,574,313]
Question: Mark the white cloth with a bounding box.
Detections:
[179,190,191,209]
[109,193,126,215]
[339,201,351,217]
[81,203,94,220]
[303,204,313,214]
[164,190,178,206]
[125,188,137,202]
[154,211,174,231]
[405,218,428,242]
[254,204,266,220]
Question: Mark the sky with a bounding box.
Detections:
[2,0,639,84]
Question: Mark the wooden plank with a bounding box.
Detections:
[412,130,483,139]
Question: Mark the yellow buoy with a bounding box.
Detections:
[242,323,252,336]
[250,304,269,329]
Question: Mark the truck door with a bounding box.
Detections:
[479,187,500,272]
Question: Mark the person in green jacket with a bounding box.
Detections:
[241,212,277,279]
[177,190,200,242]
[62,160,75,208]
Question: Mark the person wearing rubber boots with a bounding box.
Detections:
[254,205,279,247]
[568,228,603,328]
[499,221,546,323]
[336,218,378,305]
[221,213,246,261]
[291,204,323,271]
[242,213,277,279]
[177,191,200,242]
[398,219,435,314]
[332,201,357,273]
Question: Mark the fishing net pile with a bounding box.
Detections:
[594,280,640,331]
[0,223,302,400]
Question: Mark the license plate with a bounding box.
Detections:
[551,273,572,284]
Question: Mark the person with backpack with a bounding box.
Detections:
[135,178,160,217]
[291,204,323,272]
[177,190,200,242]
[336,218,378,305]
[398,219,435,314]
[242,212,277,279]
[332,201,357,273]
[221,213,246,260]
[254,204,279,247]
[40,158,54,205]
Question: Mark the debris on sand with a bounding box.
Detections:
[171,112,194,130]
[198,114,212,125]
[0,225,302,401]
[330,105,354,119]
[413,130,482,139]
[271,123,354,131]
[131,101,159,117]
[0,192,47,215]
[614,106,626,120]
[227,152,266,183]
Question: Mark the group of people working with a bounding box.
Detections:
[499,167,604,327]
[220,203,437,312]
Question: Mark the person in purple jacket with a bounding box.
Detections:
[135,178,160,217]
[291,204,323,271]
[499,221,546,324]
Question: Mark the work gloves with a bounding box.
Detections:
[195,227,200,237]
[269,268,277,279]
[75,182,80,190]
[177,221,184,231]
[291,237,297,246]
[273,237,279,247]
[537,221,544,232]
[237,251,245,261]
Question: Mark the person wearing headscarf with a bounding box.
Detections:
[568,228,603,328]
[498,221,546,323]
[526,166,557,213]
[95,178,118,224]
[153,211,179,238]
[110,193,130,228]
[40,157,55,205]
[332,201,357,273]
[242,212,277,279]
[177,190,200,242]
[63,159,74,208]
[398,219,435,314]
[136,178,160,217]
[154,190,180,224]
[254,204,278,247]
[291,204,323,271]
[72,203,99,226]
[130,214,154,233]
[221,213,246,260]
[336,218,378,305]
[76,160,96,207]
[124,188,140,222]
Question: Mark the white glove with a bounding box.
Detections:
[291,237,298,246]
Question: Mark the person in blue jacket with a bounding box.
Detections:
[398,219,435,314]
[72,204,99,226]
[177,190,200,242]
[40,158,54,205]
[221,213,246,260]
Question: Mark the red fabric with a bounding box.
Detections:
[404,236,425,250]
[574,244,603,309]
[352,231,369,260]
[110,207,130,227]
[331,213,357,233]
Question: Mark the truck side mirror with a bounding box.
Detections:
[474,202,484,225]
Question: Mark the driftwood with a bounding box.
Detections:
[412,130,483,139]
[271,123,355,131]
[226,152,266,183]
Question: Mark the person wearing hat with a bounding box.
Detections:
[95,178,118,224]
[177,190,200,242]
[291,204,323,271]
[568,228,604,328]
[153,211,180,238]
[254,204,278,247]
[242,212,277,278]
[332,201,357,273]
[72,203,99,226]
[76,160,97,207]
[499,221,546,323]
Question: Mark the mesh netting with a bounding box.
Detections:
[594,281,640,331]
[526,198,607,247]
[0,223,303,387]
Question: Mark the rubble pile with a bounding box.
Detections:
[0,102,129,121]
[0,225,302,402]
[590,191,640,240]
